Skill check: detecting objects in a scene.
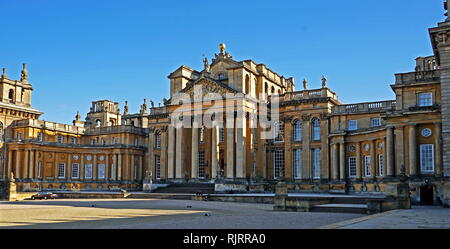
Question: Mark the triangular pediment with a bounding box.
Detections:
[181,77,238,98]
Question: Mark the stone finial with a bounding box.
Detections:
[124,100,129,115]
[321,75,327,88]
[219,43,226,54]
[21,63,28,82]
[203,56,210,73]
[302,78,308,90]
[1,68,7,79]
[75,111,81,121]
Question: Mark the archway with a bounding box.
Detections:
[420,184,434,205]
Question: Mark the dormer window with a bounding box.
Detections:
[218,73,225,80]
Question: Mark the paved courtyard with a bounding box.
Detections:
[1,199,448,229]
[0,198,363,229]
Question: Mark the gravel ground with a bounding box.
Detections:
[0,198,364,229]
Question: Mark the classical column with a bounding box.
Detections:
[370,140,376,178]
[175,127,184,179]
[29,150,35,180]
[93,153,98,180]
[236,116,246,179]
[160,129,168,180]
[80,153,85,180]
[105,153,110,180]
[7,150,13,179]
[339,142,346,181]
[23,150,29,179]
[191,122,199,179]
[226,126,234,179]
[138,155,143,180]
[211,123,219,179]
[331,143,339,180]
[435,122,443,176]
[409,124,417,176]
[167,125,175,179]
[67,152,71,180]
[386,126,394,177]
[131,154,135,180]
[301,118,310,180]
[394,126,405,175]
[15,150,21,179]
[355,142,362,180]
[117,153,122,180]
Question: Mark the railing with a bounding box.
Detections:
[84,125,147,135]
[281,88,338,102]
[13,119,85,134]
[150,106,169,115]
[332,100,396,114]
[395,70,439,85]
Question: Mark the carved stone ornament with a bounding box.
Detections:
[301,114,312,121]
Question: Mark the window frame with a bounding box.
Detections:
[293,149,302,179]
[348,120,358,131]
[418,92,433,107]
[312,148,321,179]
[420,144,435,173]
[348,156,357,178]
[58,163,66,179]
[364,156,372,177]
[72,163,79,179]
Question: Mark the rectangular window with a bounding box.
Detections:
[85,164,93,179]
[155,155,161,180]
[364,156,372,177]
[113,137,119,144]
[198,151,206,179]
[98,164,105,179]
[274,123,284,143]
[219,128,225,143]
[57,135,64,144]
[273,150,285,179]
[418,92,433,107]
[378,154,384,176]
[58,163,66,178]
[37,132,43,142]
[312,148,321,179]
[155,133,161,149]
[134,165,137,180]
[348,120,358,131]
[348,157,357,178]
[71,137,77,144]
[37,161,42,178]
[420,144,434,173]
[371,118,381,128]
[293,149,302,179]
[72,163,79,179]
[17,132,23,141]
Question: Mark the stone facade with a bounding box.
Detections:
[1,3,450,207]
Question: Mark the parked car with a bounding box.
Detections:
[31,192,58,200]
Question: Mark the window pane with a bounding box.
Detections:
[348,157,357,177]
[420,144,434,173]
[312,149,321,179]
[274,150,285,179]
[293,149,302,179]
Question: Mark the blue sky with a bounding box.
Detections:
[0,0,445,123]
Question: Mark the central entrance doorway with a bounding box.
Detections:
[420,185,434,205]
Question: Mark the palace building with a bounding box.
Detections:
[1,3,450,206]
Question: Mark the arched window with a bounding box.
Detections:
[95,119,101,127]
[155,131,161,149]
[8,89,14,101]
[293,120,302,142]
[271,86,275,95]
[0,122,3,140]
[277,89,281,95]
[245,75,250,95]
[274,121,284,143]
[312,118,321,140]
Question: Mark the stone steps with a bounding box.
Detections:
[152,183,215,194]
[310,204,368,214]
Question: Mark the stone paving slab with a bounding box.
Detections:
[321,206,450,229]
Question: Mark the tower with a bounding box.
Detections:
[85,100,122,128]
